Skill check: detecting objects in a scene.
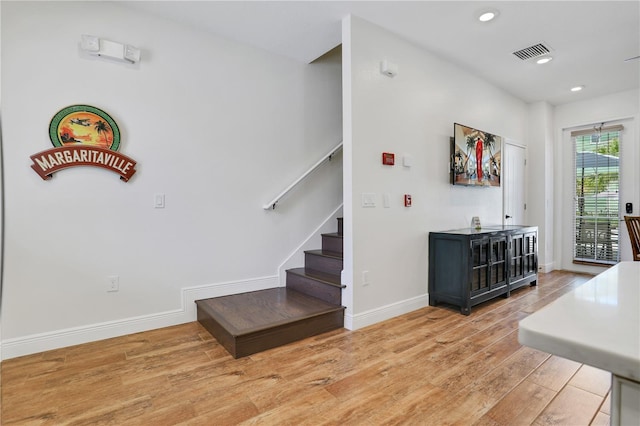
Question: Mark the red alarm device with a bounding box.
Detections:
[382,152,395,166]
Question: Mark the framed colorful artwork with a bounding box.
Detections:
[451,123,502,187]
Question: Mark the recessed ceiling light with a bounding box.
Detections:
[571,85,585,92]
[479,12,496,21]
[536,56,553,64]
[478,9,500,22]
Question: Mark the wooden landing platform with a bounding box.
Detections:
[196,288,345,358]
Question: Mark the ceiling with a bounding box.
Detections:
[121,1,639,106]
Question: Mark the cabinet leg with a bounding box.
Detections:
[461,306,471,316]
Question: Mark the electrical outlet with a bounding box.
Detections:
[362,270,370,287]
[107,275,119,292]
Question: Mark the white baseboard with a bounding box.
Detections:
[1,276,278,360]
[1,207,347,361]
[538,261,555,273]
[3,285,429,359]
[344,294,430,330]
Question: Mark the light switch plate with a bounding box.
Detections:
[154,193,165,208]
[362,193,377,207]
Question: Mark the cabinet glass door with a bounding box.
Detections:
[471,239,489,292]
[489,236,508,289]
[511,234,524,280]
[522,232,537,276]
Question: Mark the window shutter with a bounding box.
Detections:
[573,126,622,264]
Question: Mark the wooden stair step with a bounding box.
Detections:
[196,288,344,358]
[286,267,344,305]
[304,249,343,276]
[287,267,343,287]
[321,232,343,254]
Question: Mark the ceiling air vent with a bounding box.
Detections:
[512,43,551,61]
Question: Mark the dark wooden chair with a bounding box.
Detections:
[624,216,640,261]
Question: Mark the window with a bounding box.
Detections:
[573,125,622,264]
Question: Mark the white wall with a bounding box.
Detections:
[527,102,555,272]
[554,89,640,273]
[0,1,342,358]
[0,1,3,362]
[343,16,528,328]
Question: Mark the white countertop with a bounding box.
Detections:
[519,262,640,381]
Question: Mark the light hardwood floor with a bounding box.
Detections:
[2,270,612,425]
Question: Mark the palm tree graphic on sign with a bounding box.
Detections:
[94,120,111,146]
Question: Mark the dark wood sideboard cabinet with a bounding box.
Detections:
[428,225,538,315]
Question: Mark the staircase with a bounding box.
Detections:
[196,218,345,358]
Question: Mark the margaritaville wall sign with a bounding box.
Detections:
[30,105,137,182]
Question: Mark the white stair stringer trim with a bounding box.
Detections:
[344,293,430,330]
[277,203,344,286]
[1,275,278,360]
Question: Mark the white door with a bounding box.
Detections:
[503,143,526,226]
